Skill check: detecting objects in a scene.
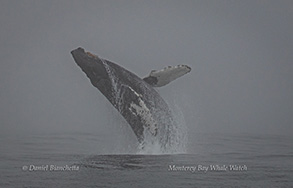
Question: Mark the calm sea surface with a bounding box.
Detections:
[1,130,292,187]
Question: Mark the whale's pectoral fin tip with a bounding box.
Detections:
[143,65,191,87]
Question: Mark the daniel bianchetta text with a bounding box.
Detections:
[168,164,248,173]
[22,164,79,172]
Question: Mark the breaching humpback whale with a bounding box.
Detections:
[71,47,191,149]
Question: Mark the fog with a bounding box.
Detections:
[1,0,292,138]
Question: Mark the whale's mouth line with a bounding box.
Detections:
[86,51,99,59]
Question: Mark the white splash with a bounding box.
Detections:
[136,97,187,155]
[167,101,187,153]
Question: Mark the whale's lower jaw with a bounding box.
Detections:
[71,47,173,148]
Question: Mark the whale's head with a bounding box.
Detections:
[71,47,110,89]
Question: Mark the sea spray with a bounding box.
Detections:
[167,100,187,153]
[137,99,187,154]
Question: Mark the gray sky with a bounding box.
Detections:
[0,0,292,137]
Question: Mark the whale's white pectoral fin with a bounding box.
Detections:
[143,65,191,87]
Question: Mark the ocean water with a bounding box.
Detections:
[1,130,292,188]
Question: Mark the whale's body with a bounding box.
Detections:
[71,47,190,148]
